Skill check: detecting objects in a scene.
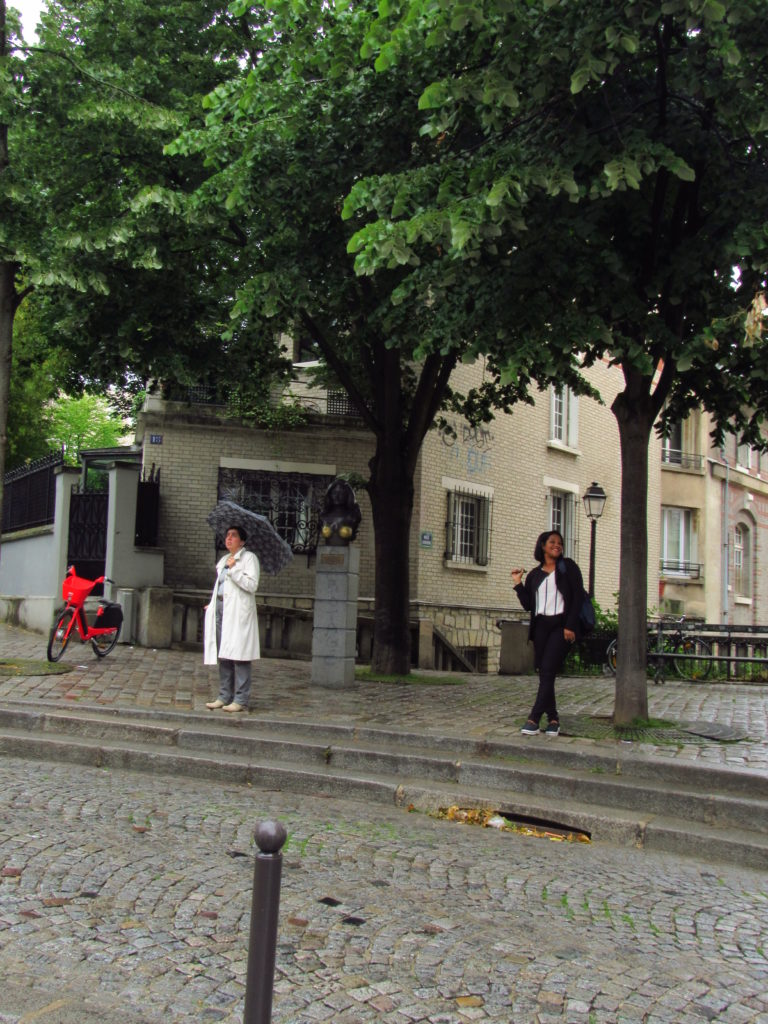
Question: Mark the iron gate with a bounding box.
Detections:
[67,487,108,591]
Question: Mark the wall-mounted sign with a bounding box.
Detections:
[149,434,163,445]
[420,531,433,548]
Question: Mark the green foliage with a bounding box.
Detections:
[3,0,275,393]
[47,392,127,463]
[352,0,768,713]
[4,302,70,469]
[226,394,309,432]
[164,0,588,672]
[593,599,618,634]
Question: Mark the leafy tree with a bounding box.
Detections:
[168,0,586,673]
[354,0,768,719]
[47,391,126,462]
[1,0,281,532]
[5,300,70,468]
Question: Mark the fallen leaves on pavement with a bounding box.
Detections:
[435,805,591,843]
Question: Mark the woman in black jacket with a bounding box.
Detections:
[511,530,585,736]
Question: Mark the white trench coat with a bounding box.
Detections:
[203,548,261,664]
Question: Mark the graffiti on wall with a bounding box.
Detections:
[439,421,495,476]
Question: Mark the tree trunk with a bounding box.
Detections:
[0,67,15,541]
[0,261,12,489]
[367,433,414,675]
[0,0,12,539]
[612,389,655,725]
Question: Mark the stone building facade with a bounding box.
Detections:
[136,355,660,670]
[660,410,768,624]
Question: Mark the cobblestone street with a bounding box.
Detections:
[1,756,767,1024]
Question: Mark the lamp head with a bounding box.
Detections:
[583,481,607,520]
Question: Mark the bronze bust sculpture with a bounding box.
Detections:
[319,479,361,545]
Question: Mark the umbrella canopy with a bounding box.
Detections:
[207,500,294,576]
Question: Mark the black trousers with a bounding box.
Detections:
[529,614,568,723]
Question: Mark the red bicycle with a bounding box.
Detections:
[46,566,123,662]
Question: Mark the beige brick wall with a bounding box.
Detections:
[139,359,664,667]
[138,400,376,595]
[665,413,768,624]
[414,357,660,625]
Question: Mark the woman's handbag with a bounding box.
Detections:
[556,558,595,634]
[579,593,596,634]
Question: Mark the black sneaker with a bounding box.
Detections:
[521,720,540,736]
[545,720,560,737]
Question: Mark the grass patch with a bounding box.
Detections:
[356,668,466,686]
[570,714,704,745]
[0,658,72,676]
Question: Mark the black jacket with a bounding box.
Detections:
[514,556,585,640]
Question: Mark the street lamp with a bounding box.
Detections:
[582,482,607,599]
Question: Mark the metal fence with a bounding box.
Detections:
[2,451,63,533]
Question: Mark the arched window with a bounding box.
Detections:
[734,524,751,598]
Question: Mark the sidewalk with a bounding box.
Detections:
[1,622,767,776]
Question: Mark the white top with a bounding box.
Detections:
[536,572,565,616]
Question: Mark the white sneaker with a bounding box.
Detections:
[205,699,225,710]
[222,702,246,713]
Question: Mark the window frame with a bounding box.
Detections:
[547,488,577,559]
[444,480,493,567]
[660,506,699,577]
[733,523,751,598]
[549,386,579,448]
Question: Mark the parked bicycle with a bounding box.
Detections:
[46,566,123,662]
[606,616,713,681]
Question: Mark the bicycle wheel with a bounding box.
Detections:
[91,623,121,658]
[606,638,618,674]
[47,607,77,662]
[673,637,713,680]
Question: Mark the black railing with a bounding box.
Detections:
[2,451,63,533]
[660,560,702,578]
[661,449,703,470]
[326,389,358,416]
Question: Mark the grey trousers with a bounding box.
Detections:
[216,601,252,707]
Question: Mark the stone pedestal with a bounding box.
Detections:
[311,546,360,688]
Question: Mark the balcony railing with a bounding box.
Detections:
[174,385,360,418]
[660,560,702,579]
[661,449,703,470]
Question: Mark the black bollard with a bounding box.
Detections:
[243,819,287,1024]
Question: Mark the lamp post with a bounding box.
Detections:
[582,482,607,599]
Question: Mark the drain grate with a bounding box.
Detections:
[435,805,591,844]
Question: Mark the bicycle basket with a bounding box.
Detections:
[62,574,96,603]
[95,603,123,628]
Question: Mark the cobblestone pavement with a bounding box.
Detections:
[1,756,767,1024]
[1,624,767,775]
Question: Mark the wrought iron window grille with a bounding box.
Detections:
[218,468,335,556]
[444,486,492,566]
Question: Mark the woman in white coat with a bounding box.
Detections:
[204,525,260,713]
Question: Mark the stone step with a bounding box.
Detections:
[1,703,767,869]
[2,700,765,798]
